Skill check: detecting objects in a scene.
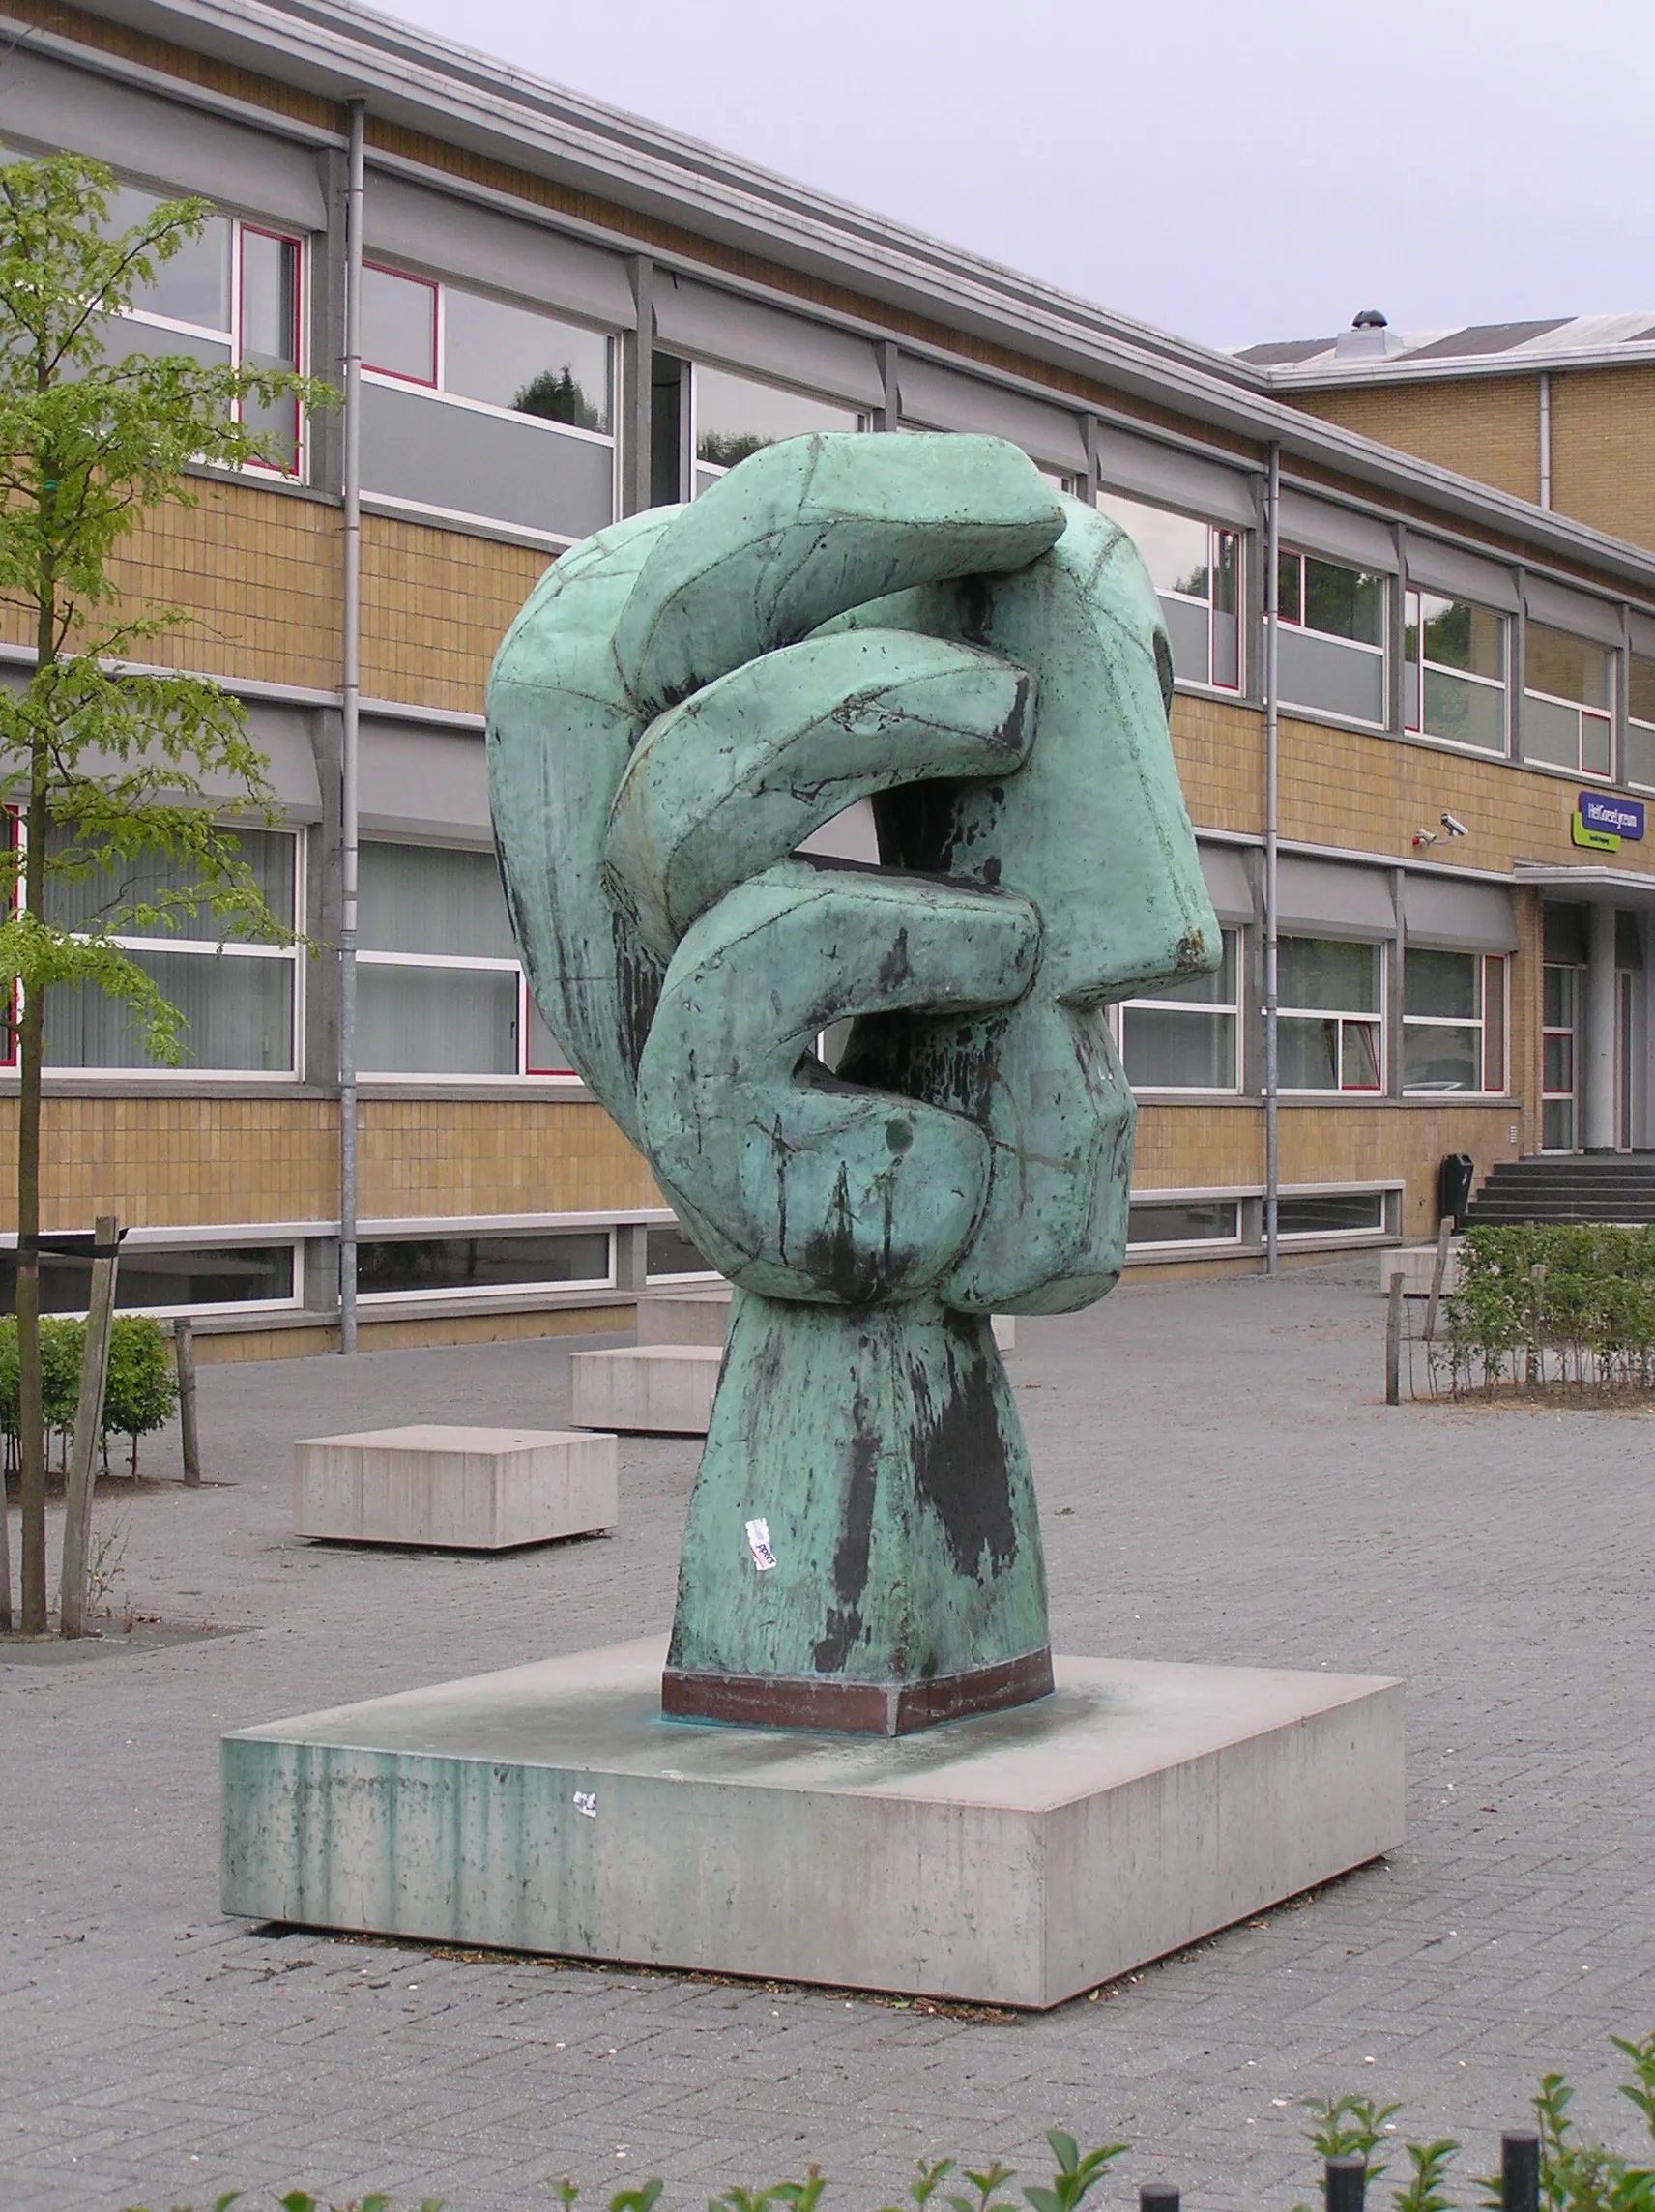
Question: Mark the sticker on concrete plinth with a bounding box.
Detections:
[572,1790,598,1819]
[744,1516,777,1570]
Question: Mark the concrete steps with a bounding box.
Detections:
[1464,1157,1655,1226]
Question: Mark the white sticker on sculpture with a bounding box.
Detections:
[745,1517,777,1571]
[572,1790,598,1819]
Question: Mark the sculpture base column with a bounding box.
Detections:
[664,1291,1050,1735]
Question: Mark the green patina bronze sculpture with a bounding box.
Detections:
[486,433,1217,1735]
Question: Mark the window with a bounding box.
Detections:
[690,364,863,498]
[1628,655,1655,792]
[1524,623,1613,777]
[39,828,300,1074]
[110,184,303,474]
[358,1230,611,1299]
[647,1224,713,1278]
[1542,963,1579,1150]
[1096,493,1241,690]
[361,265,615,539]
[1404,591,1507,753]
[1118,929,1239,1090]
[0,1240,298,1315]
[1277,937,1382,1092]
[1276,1190,1386,1237]
[1277,548,1387,725]
[1403,949,1506,1094]
[356,841,575,1079]
[1126,1199,1242,1248]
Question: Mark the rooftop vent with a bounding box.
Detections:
[1335,307,1406,362]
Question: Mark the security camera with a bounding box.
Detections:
[1412,829,1438,848]
[1440,812,1468,838]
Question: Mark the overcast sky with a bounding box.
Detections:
[380,0,1646,355]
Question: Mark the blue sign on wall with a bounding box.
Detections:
[1580,791,1645,840]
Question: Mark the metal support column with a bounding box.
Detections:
[1263,444,1281,1272]
[1584,900,1617,1152]
[338,98,364,1353]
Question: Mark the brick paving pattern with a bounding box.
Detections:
[4,1259,1654,2212]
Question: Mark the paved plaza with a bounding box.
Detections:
[4,1259,1654,2212]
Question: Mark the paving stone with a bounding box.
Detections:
[4,1268,1655,2210]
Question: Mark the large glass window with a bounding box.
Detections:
[1543,963,1579,1150]
[1276,1190,1385,1237]
[1403,949,1506,1094]
[0,1240,298,1316]
[1118,929,1239,1090]
[1096,493,1241,691]
[359,1230,610,1299]
[1277,548,1387,725]
[1277,936,1382,1092]
[362,264,615,539]
[110,184,303,474]
[1404,591,1507,753]
[1627,655,1655,792]
[1524,623,1613,778]
[1126,1199,1242,1249]
[356,841,575,1079]
[39,827,300,1074]
[690,365,863,498]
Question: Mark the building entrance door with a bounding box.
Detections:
[1542,962,1580,1151]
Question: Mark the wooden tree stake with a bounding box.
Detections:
[58,1215,120,1638]
[175,1318,201,1488]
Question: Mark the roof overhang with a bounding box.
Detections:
[1513,862,1655,909]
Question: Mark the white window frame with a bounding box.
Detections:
[1095,491,1244,695]
[1274,1183,1397,1244]
[1124,1193,1245,1252]
[1276,545,1388,730]
[117,199,308,481]
[688,361,867,495]
[1277,937,1385,1096]
[354,837,580,1085]
[1403,588,1510,757]
[1112,926,1242,1095]
[356,1224,616,1305]
[1402,950,1509,1097]
[16,823,305,1083]
[1522,627,1615,781]
[1542,961,1580,1151]
[0,1224,305,1318]
[361,261,619,544]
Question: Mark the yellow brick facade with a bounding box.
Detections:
[1290,377,1543,506]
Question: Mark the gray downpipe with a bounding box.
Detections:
[1264,443,1281,1275]
[338,98,364,1353]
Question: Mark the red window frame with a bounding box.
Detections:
[362,262,439,388]
[238,224,304,477]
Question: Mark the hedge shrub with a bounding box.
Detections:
[0,1311,177,1473]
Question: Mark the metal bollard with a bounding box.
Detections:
[1140,2187,1180,2212]
[1385,1269,1405,1405]
[1501,2129,1540,2212]
[1325,2154,1366,2212]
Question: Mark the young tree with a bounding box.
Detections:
[0,152,330,1633]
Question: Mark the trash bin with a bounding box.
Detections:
[1437,1151,1474,1225]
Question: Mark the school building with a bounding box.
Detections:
[5,0,1655,1349]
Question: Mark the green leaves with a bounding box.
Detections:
[1022,2131,1127,2212]
[1391,2139,1462,2212]
[1445,1226,1655,1396]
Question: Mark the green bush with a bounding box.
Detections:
[0,1310,175,1474]
[103,1315,178,1475]
[1443,1222,1655,1395]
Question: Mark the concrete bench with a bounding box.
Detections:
[294,1424,618,1550]
[568,1346,723,1435]
[1376,1243,1463,1296]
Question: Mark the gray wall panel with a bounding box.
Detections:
[363,174,634,328]
[0,49,326,228]
[1198,842,1255,924]
[1402,874,1518,952]
[897,358,1088,472]
[1094,425,1257,528]
[1406,538,1521,613]
[1279,489,1399,574]
[653,272,884,406]
[1524,575,1624,648]
[360,720,491,841]
[362,378,614,539]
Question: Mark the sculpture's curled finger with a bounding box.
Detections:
[635,859,1040,1304]
[614,433,1064,715]
[605,628,1035,961]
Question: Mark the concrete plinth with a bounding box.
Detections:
[1376,1244,1463,1296]
[568,1346,723,1433]
[635,1286,1014,1354]
[220,1636,1403,2009]
[293,1425,618,1550]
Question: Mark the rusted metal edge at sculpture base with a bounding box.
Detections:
[660,1645,1056,1737]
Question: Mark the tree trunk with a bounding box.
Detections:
[60,1214,118,1637]
[16,616,50,1633]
